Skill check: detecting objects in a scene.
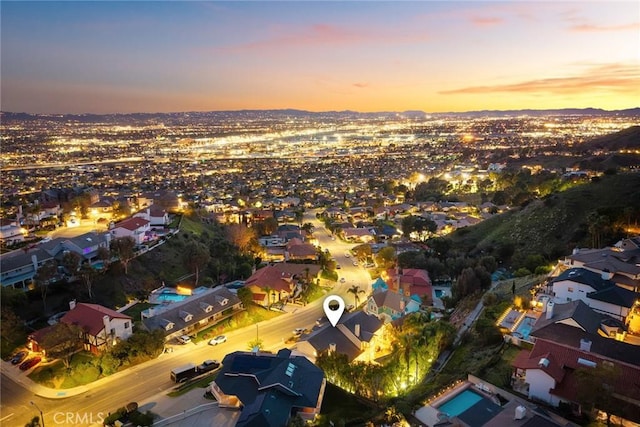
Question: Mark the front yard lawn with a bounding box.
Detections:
[29,351,101,389]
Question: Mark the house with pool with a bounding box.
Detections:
[140,286,243,342]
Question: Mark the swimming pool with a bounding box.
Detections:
[156,289,188,302]
[515,316,536,340]
[435,289,444,298]
[438,389,483,417]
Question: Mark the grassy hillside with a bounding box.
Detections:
[448,173,640,264]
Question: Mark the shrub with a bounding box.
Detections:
[482,293,498,307]
[129,410,154,426]
[514,268,531,277]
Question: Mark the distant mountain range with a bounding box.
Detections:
[1,107,639,124]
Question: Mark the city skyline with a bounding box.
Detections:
[1,1,639,114]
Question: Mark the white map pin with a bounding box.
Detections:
[323,295,345,327]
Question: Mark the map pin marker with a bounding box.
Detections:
[323,295,345,327]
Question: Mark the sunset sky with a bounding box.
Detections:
[1,1,639,114]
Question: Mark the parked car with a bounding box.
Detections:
[346,304,355,312]
[19,357,41,371]
[197,359,220,373]
[10,351,28,365]
[176,335,191,344]
[339,277,346,283]
[292,328,306,336]
[315,317,326,327]
[208,335,227,345]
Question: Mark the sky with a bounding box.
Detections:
[1,1,639,114]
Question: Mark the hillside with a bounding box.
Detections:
[447,173,640,264]
[576,125,640,152]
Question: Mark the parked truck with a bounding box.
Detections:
[170,363,197,383]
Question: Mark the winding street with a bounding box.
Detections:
[1,210,373,427]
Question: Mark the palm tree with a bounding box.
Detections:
[347,285,365,307]
[262,286,274,308]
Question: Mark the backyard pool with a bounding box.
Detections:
[514,316,537,340]
[435,289,444,298]
[436,388,503,427]
[155,289,189,303]
[437,389,483,417]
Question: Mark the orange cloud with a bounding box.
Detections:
[352,82,369,88]
[439,64,640,96]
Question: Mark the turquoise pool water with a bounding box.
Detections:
[435,289,444,298]
[156,289,188,302]
[438,389,483,417]
[515,316,536,340]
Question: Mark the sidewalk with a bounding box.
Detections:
[1,339,196,399]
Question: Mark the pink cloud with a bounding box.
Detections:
[570,22,640,32]
[469,16,504,27]
[213,22,429,54]
[439,63,640,95]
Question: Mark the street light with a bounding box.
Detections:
[30,401,45,427]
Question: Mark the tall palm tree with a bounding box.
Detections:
[347,285,365,307]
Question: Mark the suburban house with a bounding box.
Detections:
[341,227,375,243]
[511,300,640,424]
[286,238,317,261]
[110,217,151,245]
[137,190,182,213]
[140,287,242,341]
[244,263,321,307]
[29,300,133,354]
[384,268,433,303]
[550,267,640,324]
[57,231,111,264]
[0,247,55,289]
[133,205,170,227]
[365,289,421,323]
[296,311,389,363]
[0,231,110,289]
[563,237,640,292]
[208,348,326,426]
[0,218,26,245]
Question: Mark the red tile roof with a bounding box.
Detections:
[514,338,640,403]
[114,217,149,231]
[245,266,294,292]
[61,303,131,336]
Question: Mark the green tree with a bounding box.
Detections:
[78,263,97,301]
[237,287,253,308]
[24,416,41,427]
[347,285,365,307]
[182,241,210,286]
[247,338,264,351]
[375,247,396,270]
[33,260,58,315]
[575,364,624,427]
[110,236,136,274]
[41,322,84,369]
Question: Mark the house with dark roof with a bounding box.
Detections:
[286,238,317,261]
[208,349,326,426]
[0,247,54,289]
[140,287,242,341]
[29,300,133,354]
[296,311,389,363]
[550,267,640,323]
[512,300,640,423]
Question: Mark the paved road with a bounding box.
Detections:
[1,211,374,427]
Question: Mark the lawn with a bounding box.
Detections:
[29,351,101,389]
[122,302,155,321]
[167,371,219,397]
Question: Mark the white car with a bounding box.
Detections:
[177,335,191,344]
[293,328,306,336]
[340,277,346,283]
[208,335,227,345]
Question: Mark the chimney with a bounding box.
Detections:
[354,324,360,338]
[546,301,554,320]
[400,299,406,312]
[31,255,38,271]
[579,338,592,352]
[328,343,336,354]
[69,300,76,310]
[103,315,111,335]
